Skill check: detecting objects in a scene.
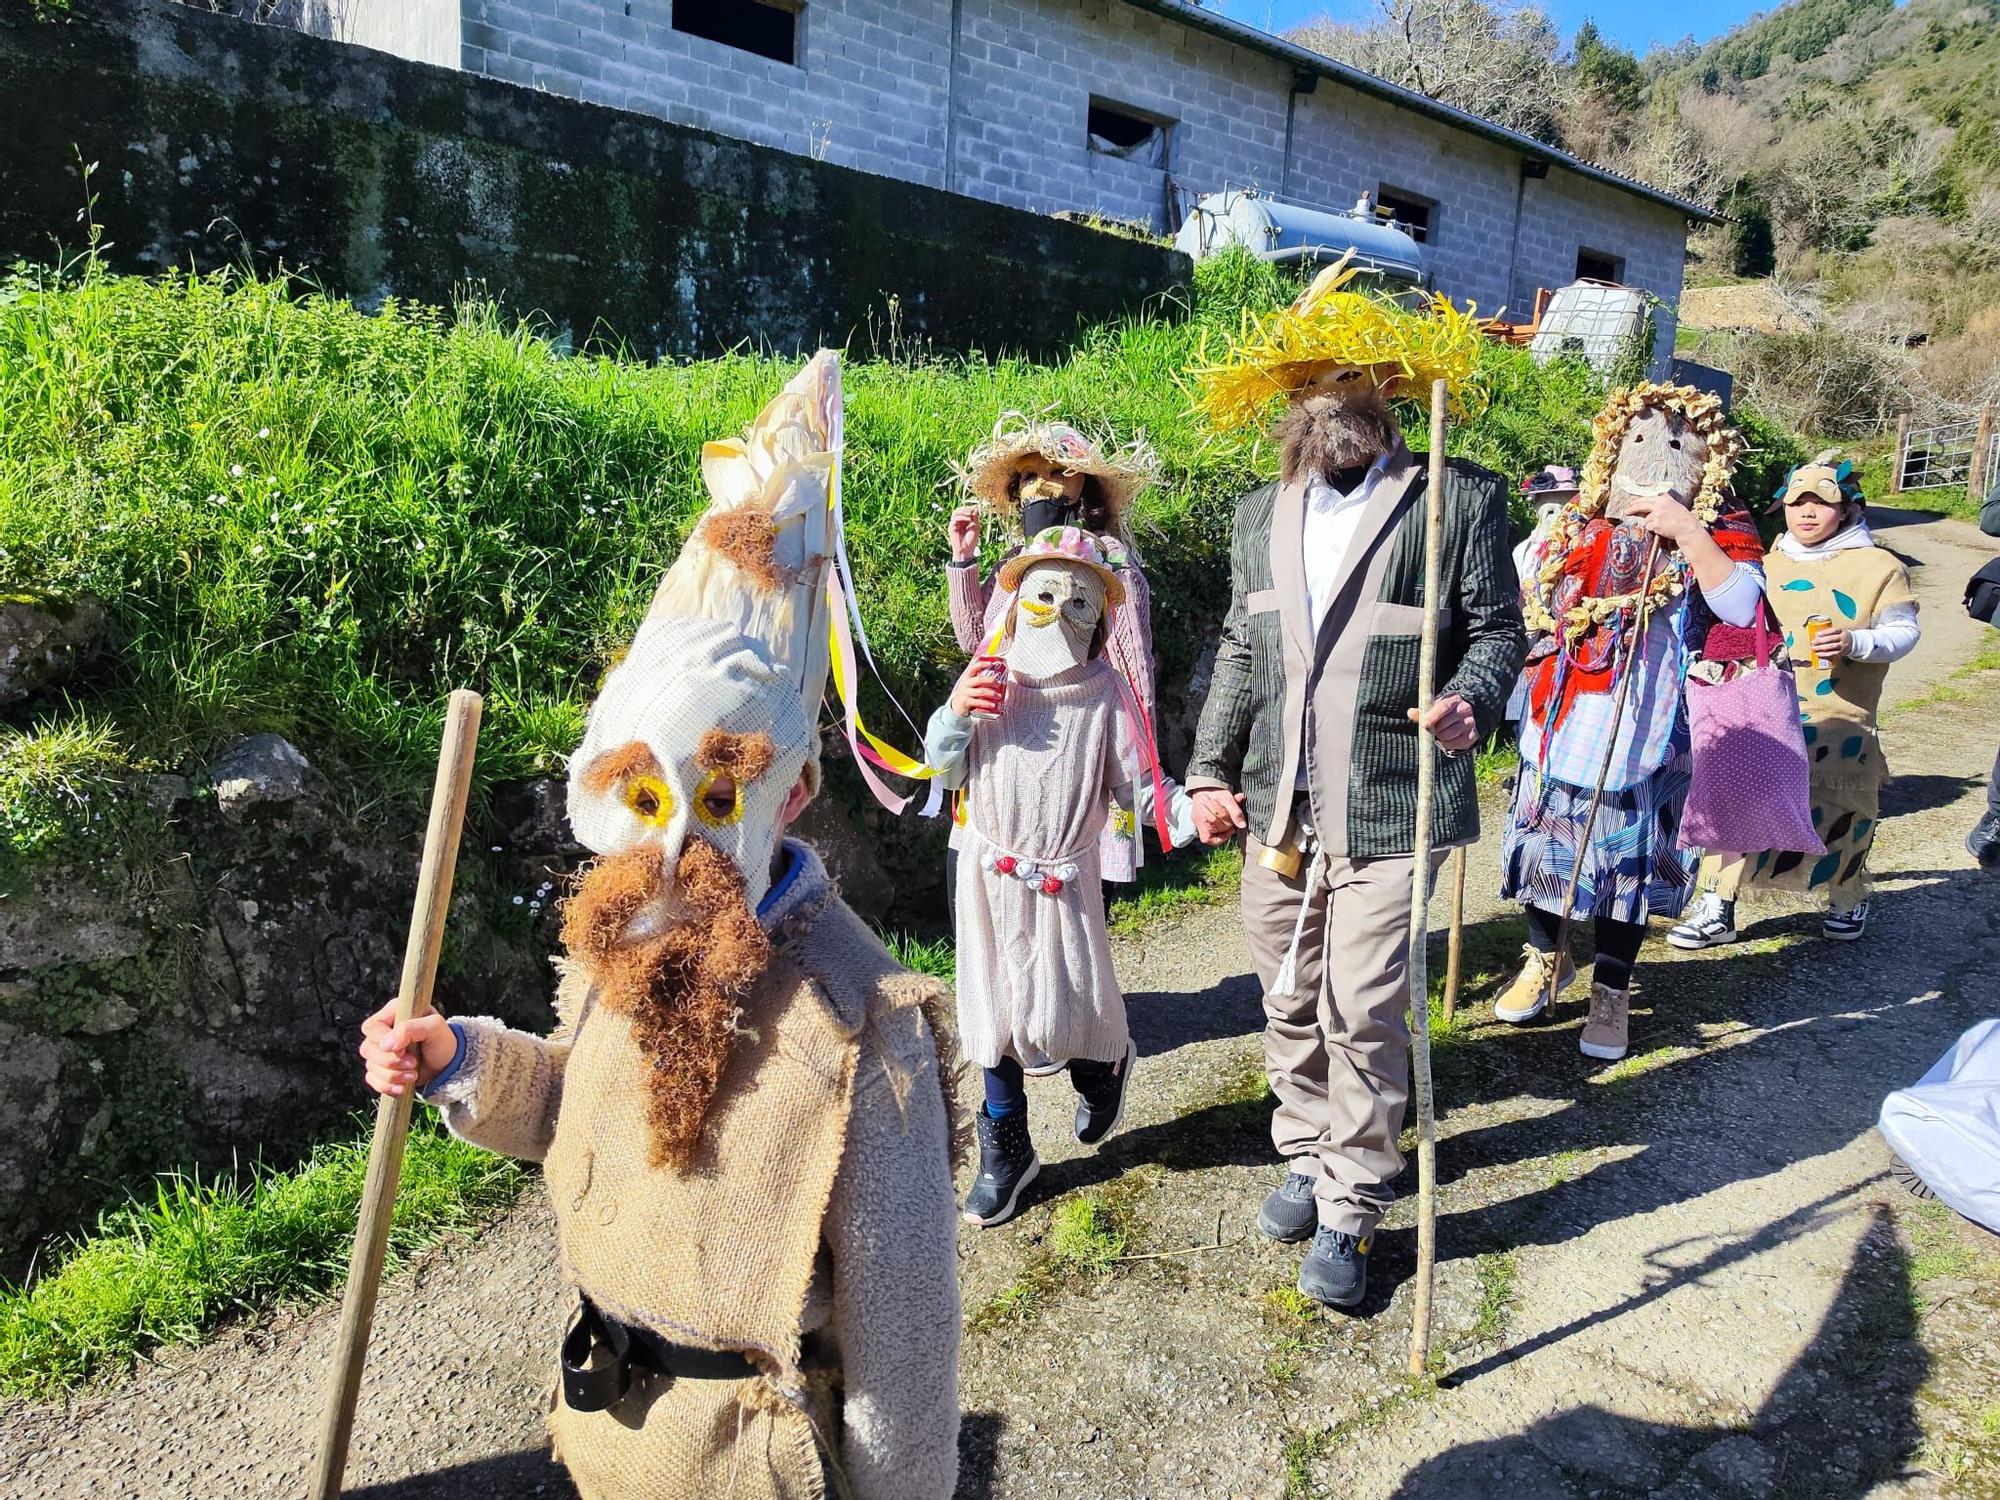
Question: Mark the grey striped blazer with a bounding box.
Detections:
[1185,443,1526,859]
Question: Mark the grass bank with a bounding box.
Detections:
[0,249,1804,883]
[0,1116,524,1400]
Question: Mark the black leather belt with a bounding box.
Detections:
[561,1294,757,1412]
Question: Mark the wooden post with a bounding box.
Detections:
[1969,405,1996,505]
[1406,378,1449,1379]
[1889,412,1910,497]
[1442,845,1468,1023]
[311,690,483,1500]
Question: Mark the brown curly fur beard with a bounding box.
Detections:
[559,838,771,1169]
[1275,390,1401,487]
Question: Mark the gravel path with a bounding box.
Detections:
[5,506,1998,1499]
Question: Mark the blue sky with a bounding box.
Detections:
[1204,0,1768,56]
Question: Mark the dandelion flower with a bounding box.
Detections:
[230,464,245,478]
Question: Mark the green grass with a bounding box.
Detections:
[1903,1199,1994,1286]
[1470,1250,1519,1344]
[1048,1194,1128,1275]
[0,247,1738,883]
[881,929,956,980]
[1106,840,1245,935]
[0,1115,525,1400]
[1283,1426,1331,1498]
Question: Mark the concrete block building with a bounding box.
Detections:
[321,0,1714,347]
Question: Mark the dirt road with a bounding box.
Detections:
[6,504,1998,1499]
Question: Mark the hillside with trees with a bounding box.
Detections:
[1291,0,2000,435]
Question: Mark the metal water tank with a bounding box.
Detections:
[1173,189,1429,288]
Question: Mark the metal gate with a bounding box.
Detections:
[1892,408,1998,499]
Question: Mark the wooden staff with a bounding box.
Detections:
[311,689,483,1499]
[1543,536,1663,1015]
[1442,845,1468,1022]
[1405,378,1449,1378]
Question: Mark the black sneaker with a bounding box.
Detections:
[1667,893,1737,950]
[1297,1226,1371,1310]
[1822,900,1869,941]
[1072,1039,1137,1147]
[1969,813,2000,870]
[962,1105,1039,1228]
[1256,1170,1319,1243]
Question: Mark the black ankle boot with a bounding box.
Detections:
[962,1105,1039,1227]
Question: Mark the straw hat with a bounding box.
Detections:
[994,525,1128,608]
[1189,251,1487,433]
[958,412,1158,520]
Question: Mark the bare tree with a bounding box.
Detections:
[1289,0,1576,147]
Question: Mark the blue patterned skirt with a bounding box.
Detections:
[1500,754,1698,925]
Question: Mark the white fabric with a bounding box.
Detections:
[1005,559,1106,681]
[1702,560,1764,627]
[566,616,812,912]
[1302,453,1393,639]
[1879,1018,2000,1234]
[1776,519,1877,561]
[1848,603,1922,664]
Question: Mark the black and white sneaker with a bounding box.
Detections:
[962,1105,1039,1228]
[1822,901,1869,941]
[1667,893,1738,950]
[1256,1170,1319,1243]
[1072,1039,1137,1147]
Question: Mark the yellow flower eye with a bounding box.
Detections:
[694,767,744,827]
[624,775,674,828]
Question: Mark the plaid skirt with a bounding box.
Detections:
[1501,754,1698,925]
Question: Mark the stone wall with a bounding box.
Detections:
[0,0,1186,361]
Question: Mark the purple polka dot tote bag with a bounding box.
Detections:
[1678,615,1824,859]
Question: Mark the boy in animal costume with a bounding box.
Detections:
[926,525,1198,1227]
[1183,259,1525,1308]
[1670,451,1919,946]
[357,352,964,1500]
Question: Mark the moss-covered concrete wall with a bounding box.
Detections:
[0,0,1188,359]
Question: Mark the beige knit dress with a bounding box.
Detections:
[934,658,1138,1072]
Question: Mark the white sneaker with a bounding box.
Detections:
[1667,893,1737,950]
[1822,901,1869,941]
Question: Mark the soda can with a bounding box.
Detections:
[970,654,1007,721]
[1800,613,1832,667]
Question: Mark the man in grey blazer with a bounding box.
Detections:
[1187,360,1525,1309]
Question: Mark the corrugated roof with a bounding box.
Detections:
[1121,0,1722,224]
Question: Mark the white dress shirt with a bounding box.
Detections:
[1302,454,1393,639]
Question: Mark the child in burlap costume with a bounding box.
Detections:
[924,526,1197,1228]
[1672,451,1920,946]
[359,353,964,1500]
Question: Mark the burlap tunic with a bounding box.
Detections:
[424,845,963,1500]
[940,658,1139,1073]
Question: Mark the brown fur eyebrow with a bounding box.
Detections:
[699,504,784,592]
[696,728,778,783]
[580,741,661,796]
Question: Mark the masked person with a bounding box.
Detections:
[1670,451,1919,946]
[1505,465,1582,731]
[944,418,1167,891]
[357,353,964,1500]
[924,526,1199,1228]
[1183,258,1525,1309]
[1498,382,1767,1059]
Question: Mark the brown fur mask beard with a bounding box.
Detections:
[1275,389,1401,487]
[559,837,771,1169]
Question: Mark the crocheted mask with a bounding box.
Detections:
[567,615,815,914]
[1005,559,1107,680]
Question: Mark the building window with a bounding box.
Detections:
[672,0,800,65]
[1087,99,1172,169]
[1576,247,1626,283]
[1375,186,1435,244]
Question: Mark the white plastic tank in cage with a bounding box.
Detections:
[1529,280,1651,374]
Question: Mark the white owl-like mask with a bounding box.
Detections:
[566,615,815,914]
[1006,559,1107,681]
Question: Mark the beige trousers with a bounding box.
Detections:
[1241,836,1443,1238]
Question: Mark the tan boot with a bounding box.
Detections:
[1493,944,1576,1024]
[1578,982,1630,1060]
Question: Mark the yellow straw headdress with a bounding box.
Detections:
[1188,252,1488,433]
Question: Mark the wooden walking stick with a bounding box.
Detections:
[1543,536,1664,1015]
[1406,378,1450,1378]
[310,689,483,1499]
[1442,845,1468,1023]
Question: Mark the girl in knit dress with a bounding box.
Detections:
[943,415,1168,891]
[1670,452,1920,946]
[924,527,1198,1227]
